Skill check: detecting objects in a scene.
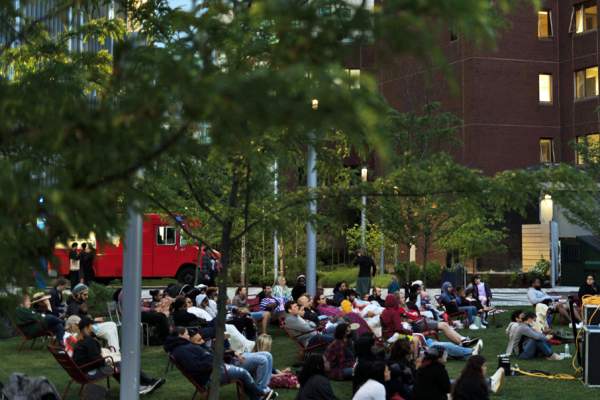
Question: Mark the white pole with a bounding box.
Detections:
[306,137,317,297]
[273,161,279,282]
[360,167,368,250]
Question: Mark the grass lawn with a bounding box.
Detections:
[1,310,598,399]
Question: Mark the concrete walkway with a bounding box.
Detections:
[141,286,580,307]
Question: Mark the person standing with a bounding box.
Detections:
[354,250,376,298]
[68,242,81,288]
[79,242,95,285]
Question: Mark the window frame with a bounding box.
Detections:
[571,3,598,34]
[574,66,599,100]
[156,226,177,246]
[537,10,553,39]
[538,73,553,104]
[539,138,555,163]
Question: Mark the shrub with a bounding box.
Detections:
[372,274,393,288]
[395,262,421,284]
[532,259,550,277]
[424,261,442,287]
[319,266,357,287]
[87,282,117,318]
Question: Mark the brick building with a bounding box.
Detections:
[350,1,600,272]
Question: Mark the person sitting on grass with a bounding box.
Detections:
[352,361,390,400]
[451,355,505,400]
[284,301,334,348]
[412,347,450,400]
[323,323,355,381]
[332,281,349,306]
[296,353,338,400]
[385,339,416,400]
[164,327,277,400]
[506,311,563,360]
[74,317,164,396]
[65,283,120,352]
[15,293,65,345]
[368,287,386,307]
[254,334,299,389]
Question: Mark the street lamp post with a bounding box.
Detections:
[360,167,368,250]
[273,161,279,282]
[306,99,319,297]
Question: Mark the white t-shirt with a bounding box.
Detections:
[352,379,386,400]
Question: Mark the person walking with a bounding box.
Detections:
[68,242,81,288]
[354,250,376,298]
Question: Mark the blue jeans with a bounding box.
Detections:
[223,365,264,400]
[45,315,65,343]
[308,333,334,347]
[459,306,478,325]
[426,339,472,359]
[240,352,273,392]
[250,311,265,320]
[519,338,553,359]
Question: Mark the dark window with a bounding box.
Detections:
[156,226,176,245]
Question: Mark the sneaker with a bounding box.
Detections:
[138,385,152,395]
[387,332,402,344]
[490,367,505,393]
[471,340,484,356]
[546,353,564,361]
[149,378,166,393]
[264,389,279,400]
[468,323,480,330]
[461,337,480,348]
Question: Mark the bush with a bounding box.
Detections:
[87,282,116,318]
[395,262,421,284]
[424,261,442,287]
[319,266,357,287]
[532,259,550,277]
[372,274,393,288]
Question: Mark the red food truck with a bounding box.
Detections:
[52,214,203,284]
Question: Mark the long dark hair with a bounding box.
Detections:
[389,338,412,364]
[298,354,326,386]
[451,355,488,398]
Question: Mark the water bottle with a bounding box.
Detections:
[564,343,571,358]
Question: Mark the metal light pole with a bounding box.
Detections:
[379,230,385,275]
[120,207,143,400]
[273,161,279,282]
[360,167,368,249]
[306,99,319,297]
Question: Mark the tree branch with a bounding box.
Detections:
[178,160,224,225]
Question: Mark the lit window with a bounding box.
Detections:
[538,11,552,38]
[345,68,360,89]
[539,74,552,103]
[156,226,176,245]
[572,4,597,33]
[539,138,555,163]
[576,133,600,164]
[575,66,599,99]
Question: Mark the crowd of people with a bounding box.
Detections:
[13,258,600,400]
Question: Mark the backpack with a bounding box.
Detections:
[2,373,60,400]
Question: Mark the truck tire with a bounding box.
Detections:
[176,265,196,285]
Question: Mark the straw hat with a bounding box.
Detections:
[31,292,51,304]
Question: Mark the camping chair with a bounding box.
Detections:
[47,345,115,399]
[106,301,150,346]
[246,296,261,312]
[435,295,469,327]
[169,355,243,400]
[13,320,54,351]
[279,317,329,360]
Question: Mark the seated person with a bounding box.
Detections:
[296,354,338,400]
[205,287,219,319]
[412,347,451,400]
[296,294,321,325]
[164,327,277,400]
[291,275,307,301]
[408,281,440,321]
[388,275,401,295]
[332,281,349,306]
[149,288,174,317]
[170,296,215,340]
[74,317,164,395]
[470,274,492,308]
[527,278,580,326]
[578,274,599,305]
[254,334,299,389]
[15,293,64,344]
[440,282,478,329]
[284,301,334,348]
[457,287,487,328]
[368,287,386,307]
[65,284,120,352]
[258,285,284,321]
[323,323,355,380]
[505,311,562,360]
[353,361,389,400]
[386,339,416,400]
[272,276,292,301]
[48,278,68,318]
[232,286,271,334]
[115,288,170,345]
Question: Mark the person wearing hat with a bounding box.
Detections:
[66,283,121,352]
[15,293,65,344]
[74,317,165,395]
[291,275,307,301]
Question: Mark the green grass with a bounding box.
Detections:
[0,311,598,399]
